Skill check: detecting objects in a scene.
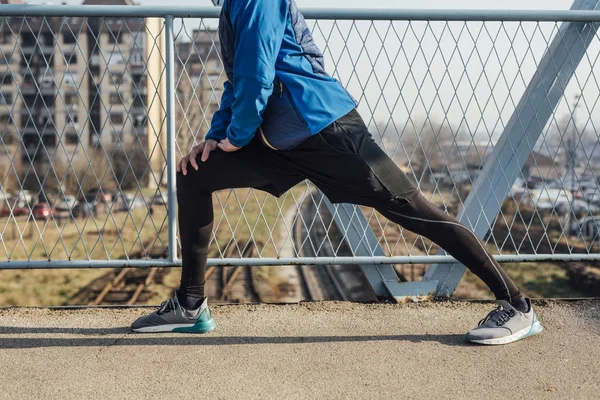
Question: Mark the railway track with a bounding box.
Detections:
[65,243,170,306]
[204,240,262,304]
[67,239,264,306]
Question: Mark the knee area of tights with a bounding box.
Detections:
[176,170,212,195]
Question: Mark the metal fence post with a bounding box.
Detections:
[422,0,600,297]
[164,15,178,264]
[324,200,438,300]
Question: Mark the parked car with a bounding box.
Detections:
[525,188,575,213]
[572,215,600,240]
[84,189,112,203]
[113,193,146,212]
[555,198,597,215]
[32,202,56,220]
[583,189,600,206]
[62,195,78,210]
[56,195,79,213]
[72,201,97,219]
[0,202,29,217]
[16,190,34,205]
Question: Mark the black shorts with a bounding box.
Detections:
[189,109,419,209]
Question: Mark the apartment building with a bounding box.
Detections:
[0,0,162,193]
[85,0,148,150]
[176,28,224,147]
[1,9,90,165]
[0,0,224,193]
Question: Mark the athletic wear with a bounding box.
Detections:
[177,109,522,303]
[178,223,212,300]
[206,0,356,148]
[168,0,535,340]
[176,290,205,311]
[466,299,543,345]
[131,296,215,334]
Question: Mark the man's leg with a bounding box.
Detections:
[284,110,524,305]
[132,141,302,332]
[378,194,524,307]
[176,152,271,309]
[177,144,302,305]
[283,109,542,344]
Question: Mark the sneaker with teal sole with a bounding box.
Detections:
[131,295,215,334]
[466,299,543,345]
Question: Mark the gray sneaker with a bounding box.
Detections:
[466,299,543,345]
[131,295,216,334]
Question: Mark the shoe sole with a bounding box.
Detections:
[132,318,216,334]
[467,317,543,345]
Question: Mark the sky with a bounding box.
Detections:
[20,0,598,146]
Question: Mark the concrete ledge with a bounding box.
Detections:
[1,301,598,399]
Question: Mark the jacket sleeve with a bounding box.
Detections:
[205,80,234,142]
[226,0,288,148]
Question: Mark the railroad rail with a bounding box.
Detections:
[204,240,262,304]
[65,243,170,306]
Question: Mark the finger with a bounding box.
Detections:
[177,159,181,173]
[189,144,203,168]
[181,156,188,175]
[190,149,200,170]
[201,144,212,162]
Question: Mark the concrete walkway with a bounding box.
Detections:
[0,300,598,399]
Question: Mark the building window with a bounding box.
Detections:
[65,52,78,65]
[64,93,78,106]
[63,30,77,44]
[1,74,12,86]
[41,32,55,47]
[109,93,122,105]
[1,30,11,44]
[133,115,147,129]
[132,74,144,86]
[21,32,35,47]
[107,52,124,65]
[0,114,14,126]
[130,51,144,66]
[110,113,124,125]
[42,95,55,107]
[40,114,53,125]
[111,73,123,85]
[42,134,56,147]
[65,133,79,145]
[67,113,79,124]
[0,92,12,105]
[23,94,36,105]
[132,94,145,108]
[107,30,123,44]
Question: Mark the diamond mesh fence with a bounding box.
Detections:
[1,11,600,270]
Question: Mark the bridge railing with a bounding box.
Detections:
[1,4,600,298]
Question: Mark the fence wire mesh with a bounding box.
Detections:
[1,11,600,268]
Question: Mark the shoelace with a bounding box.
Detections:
[157,298,177,315]
[478,305,517,327]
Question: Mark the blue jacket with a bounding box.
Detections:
[205,0,357,150]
